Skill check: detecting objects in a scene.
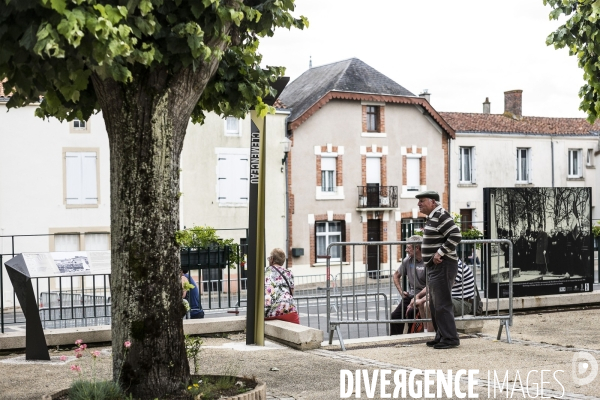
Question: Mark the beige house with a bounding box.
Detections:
[278,59,456,277]
[0,80,289,306]
[180,110,290,252]
[441,90,600,232]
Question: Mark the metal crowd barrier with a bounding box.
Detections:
[325,239,514,351]
[295,292,389,338]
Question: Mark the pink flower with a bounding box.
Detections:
[91,351,101,358]
[124,341,131,349]
[74,339,83,346]
[75,352,82,359]
[60,356,67,362]
[70,365,81,373]
[79,344,87,350]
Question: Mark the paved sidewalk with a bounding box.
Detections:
[1,309,600,399]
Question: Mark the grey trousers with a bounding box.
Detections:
[427,258,459,345]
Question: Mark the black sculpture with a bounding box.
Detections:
[4,254,50,360]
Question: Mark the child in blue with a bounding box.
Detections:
[182,268,204,319]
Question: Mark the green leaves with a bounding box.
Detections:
[2,0,307,123]
[546,0,600,122]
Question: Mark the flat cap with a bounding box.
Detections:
[415,190,440,201]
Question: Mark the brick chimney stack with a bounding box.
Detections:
[504,90,523,119]
[483,97,490,114]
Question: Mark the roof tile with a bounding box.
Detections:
[439,112,600,136]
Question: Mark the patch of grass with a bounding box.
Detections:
[69,380,130,400]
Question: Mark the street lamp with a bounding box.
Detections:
[281,137,292,164]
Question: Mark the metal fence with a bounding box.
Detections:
[324,239,514,351]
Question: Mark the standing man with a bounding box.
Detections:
[535,225,549,275]
[391,235,427,335]
[416,190,462,349]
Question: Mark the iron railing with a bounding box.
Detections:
[357,185,398,208]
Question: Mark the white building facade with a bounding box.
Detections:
[442,90,600,231]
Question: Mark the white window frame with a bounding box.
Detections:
[459,146,476,183]
[215,148,250,206]
[224,116,242,137]
[64,150,99,207]
[320,156,336,192]
[516,148,531,183]
[586,148,594,167]
[316,221,343,262]
[568,149,583,177]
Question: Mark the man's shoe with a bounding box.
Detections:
[426,340,439,347]
[433,342,459,349]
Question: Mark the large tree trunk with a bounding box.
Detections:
[91,61,221,398]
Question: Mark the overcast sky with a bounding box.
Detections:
[259,0,587,118]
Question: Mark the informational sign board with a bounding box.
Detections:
[20,251,111,278]
[483,187,594,297]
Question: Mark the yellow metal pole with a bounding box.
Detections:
[250,111,266,345]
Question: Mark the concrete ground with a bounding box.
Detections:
[1,310,600,399]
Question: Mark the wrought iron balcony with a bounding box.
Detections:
[357,185,398,208]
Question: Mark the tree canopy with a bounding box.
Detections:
[0,0,307,121]
[0,1,306,397]
[545,0,600,122]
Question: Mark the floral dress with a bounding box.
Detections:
[264,265,297,318]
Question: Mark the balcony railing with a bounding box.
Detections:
[357,185,398,208]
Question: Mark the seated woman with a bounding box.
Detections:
[264,248,299,324]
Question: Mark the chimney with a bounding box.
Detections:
[504,90,523,119]
[419,89,430,103]
[483,97,490,114]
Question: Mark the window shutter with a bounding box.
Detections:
[217,155,231,203]
[458,148,463,182]
[471,147,477,183]
[55,234,80,251]
[85,233,110,250]
[366,157,381,184]
[406,157,420,189]
[515,150,519,181]
[235,154,249,203]
[66,152,83,204]
[82,152,98,204]
[527,149,532,183]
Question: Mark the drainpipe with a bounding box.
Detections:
[551,136,555,187]
[447,136,452,212]
[284,115,291,258]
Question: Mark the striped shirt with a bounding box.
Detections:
[421,205,462,263]
[452,259,475,300]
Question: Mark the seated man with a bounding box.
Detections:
[411,258,476,332]
[391,236,426,335]
[182,268,205,319]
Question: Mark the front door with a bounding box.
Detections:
[367,219,381,275]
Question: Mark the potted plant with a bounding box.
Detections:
[176,226,241,293]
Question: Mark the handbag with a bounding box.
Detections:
[409,310,424,333]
